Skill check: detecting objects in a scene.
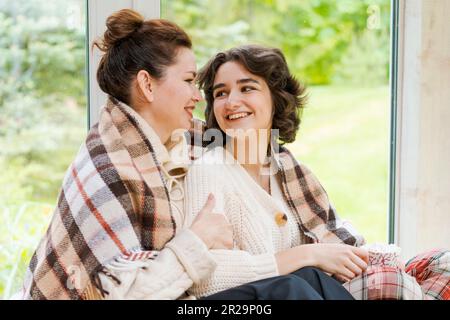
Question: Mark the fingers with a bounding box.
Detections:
[197,193,216,217]
[344,259,363,278]
[213,237,233,249]
[353,247,369,263]
[334,274,351,283]
[210,222,233,249]
[350,251,368,272]
[219,216,233,248]
[339,265,356,280]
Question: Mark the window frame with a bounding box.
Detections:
[86,0,160,127]
[388,0,400,244]
[86,0,401,245]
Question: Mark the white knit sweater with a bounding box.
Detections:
[184,147,304,297]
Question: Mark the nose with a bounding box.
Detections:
[192,86,204,103]
[225,91,241,110]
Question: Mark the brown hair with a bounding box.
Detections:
[93,9,192,105]
[197,45,307,144]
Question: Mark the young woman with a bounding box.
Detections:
[20,9,234,300]
[184,44,450,300]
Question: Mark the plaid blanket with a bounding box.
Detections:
[344,249,450,300]
[22,97,174,299]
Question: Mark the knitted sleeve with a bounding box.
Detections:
[97,229,217,300]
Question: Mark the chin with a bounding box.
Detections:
[226,124,254,133]
[181,120,192,130]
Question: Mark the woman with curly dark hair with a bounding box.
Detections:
[182,45,365,299]
[184,45,449,300]
[182,45,450,299]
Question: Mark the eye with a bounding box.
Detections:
[242,86,256,92]
[185,79,194,84]
[214,91,227,99]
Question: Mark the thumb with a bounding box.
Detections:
[198,193,216,216]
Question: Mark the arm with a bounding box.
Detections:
[187,242,367,298]
[275,243,369,283]
[98,229,217,300]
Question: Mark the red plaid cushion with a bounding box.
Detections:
[343,265,425,300]
[405,249,450,300]
[343,249,450,300]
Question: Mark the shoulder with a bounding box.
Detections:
[276,146,325,191]
[277,145,312,174]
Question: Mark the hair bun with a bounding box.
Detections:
[97,9,144,52]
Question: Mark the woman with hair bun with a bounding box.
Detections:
[20,9,233,300]
[181,45,361,300]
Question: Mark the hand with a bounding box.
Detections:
[189,193,233,250]
[309,243,369,283]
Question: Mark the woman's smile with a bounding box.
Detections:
[184,105,195,119]
[226,112,253,121]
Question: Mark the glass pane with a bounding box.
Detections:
[162,0,390,243]
[0,0,87,298]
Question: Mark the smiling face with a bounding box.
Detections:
[151,47,202,133]
[133,46,203,144]
[212,61,273,138]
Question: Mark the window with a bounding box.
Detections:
[162,0,392,243]
[0,0,87,299]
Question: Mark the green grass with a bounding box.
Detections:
[287,85,390,243]
[0,85,390,298]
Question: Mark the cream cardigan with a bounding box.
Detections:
[99,143,309,299]
[183,147,307,297]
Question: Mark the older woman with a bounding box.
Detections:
[20,9,233,300]
[184,45,450,300]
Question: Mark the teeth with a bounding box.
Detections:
[228,112,250,120]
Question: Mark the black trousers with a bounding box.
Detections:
[202,267,354,300]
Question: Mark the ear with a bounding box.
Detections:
[136,70,155,103]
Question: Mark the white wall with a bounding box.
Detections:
[87,0,160,126]
[395,0,450,259]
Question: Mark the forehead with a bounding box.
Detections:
[171,47,197,72]
[214,61,262,83]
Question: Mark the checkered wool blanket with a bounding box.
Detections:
[22,97,175,299]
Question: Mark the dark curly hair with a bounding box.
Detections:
[197,44,307,144]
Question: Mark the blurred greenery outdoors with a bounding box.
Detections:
[0,0,391,299]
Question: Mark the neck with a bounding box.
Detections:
[132,104,171,145]
[226,137,270,176]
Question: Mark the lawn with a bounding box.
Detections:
[288,85,390,244]
[0,85,390,299]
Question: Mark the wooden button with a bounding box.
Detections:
[275,212,288,227]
